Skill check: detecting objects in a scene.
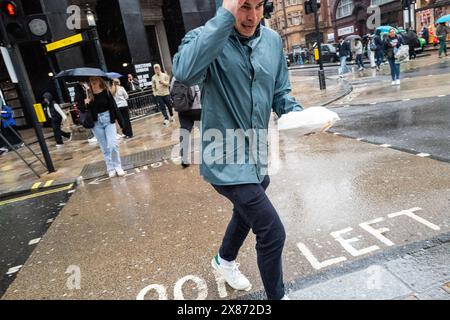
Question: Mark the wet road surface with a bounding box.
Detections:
[0,188,73,297]
[330,96,450,162]
[2,133,449,300]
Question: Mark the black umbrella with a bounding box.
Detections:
[344,34,362,42]
[54,67,110,82]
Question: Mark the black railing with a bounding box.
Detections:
[127,89,159,120]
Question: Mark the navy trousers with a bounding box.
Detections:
[212,176,286,300]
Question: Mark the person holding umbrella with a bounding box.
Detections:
[83,76,125,178]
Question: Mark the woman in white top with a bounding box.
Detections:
[111,79,133,138]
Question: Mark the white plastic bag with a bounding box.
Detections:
[277,107,340,135]
[395,44,409,63]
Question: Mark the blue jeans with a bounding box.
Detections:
[212,176,286,300]
[375,50,383,67]
[339,56,349,75]
[92,111,122,172]
[388,58,400,80]
[356,54,364,69]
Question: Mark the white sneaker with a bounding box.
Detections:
[391,81,396,86]
[281,295,291,300]
[396,79,401,85]
[211,255,251,291]
[163,119,170,127]
[88,137,97,144]
[108,171,117,178]
[115,168,125,177]
[56,144,64,148]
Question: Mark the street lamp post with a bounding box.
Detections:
[85,4,107,72]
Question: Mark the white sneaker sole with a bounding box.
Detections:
[211,259,252,292]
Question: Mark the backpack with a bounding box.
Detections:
[170,80,195,113]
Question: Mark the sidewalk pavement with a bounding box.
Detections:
[0,77,350,198]
[3,131,450,300]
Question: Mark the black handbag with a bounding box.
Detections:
[79,109,95,129]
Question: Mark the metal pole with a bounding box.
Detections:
[408,3,412,29]
[313,2,326,90]
[0,15,55,173]
[46,54,64,103]
[281,0,289,53]
[90,27,107,72]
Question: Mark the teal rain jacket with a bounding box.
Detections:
[173,7,303,186]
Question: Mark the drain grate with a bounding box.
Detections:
[79,144,176,180]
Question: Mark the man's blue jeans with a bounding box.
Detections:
[339,56,349,75]
[388,58,400,80]
[212,176,286,300]
[375,50,384,67]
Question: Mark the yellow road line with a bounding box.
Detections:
[0,184,74,207]
[31,182,42,190]
[44,180,54,187]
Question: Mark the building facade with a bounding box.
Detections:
[416,0,450,33]
[330,0,404,39]
[269,0,334,53]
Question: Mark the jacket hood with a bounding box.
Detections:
[43,92,53,102]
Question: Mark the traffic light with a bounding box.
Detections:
[0,0,29,44]
[402,0,416,10]
[304,0,321,15]
[304,0,313,15]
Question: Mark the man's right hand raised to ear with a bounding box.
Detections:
[222,0,246,19]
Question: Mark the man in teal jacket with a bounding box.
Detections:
[173,0,303,300]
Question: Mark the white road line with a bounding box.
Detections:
[370,102,377,105]
[331,228,380,257]
[296,242,347,270]
[28,238,41,246]
[437,95,446,97]
[333,133,341,136]
[359,218,395,247]
[380,144,391,148]
[402,99,411,101]
[416,153,431,158]
[357,138,364,141]
[388,207,440,231]
[6,265,23,275]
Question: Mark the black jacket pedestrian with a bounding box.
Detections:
[84,89,124,128]
[337,41,350,58]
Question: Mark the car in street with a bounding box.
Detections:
[320,44,339,63]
